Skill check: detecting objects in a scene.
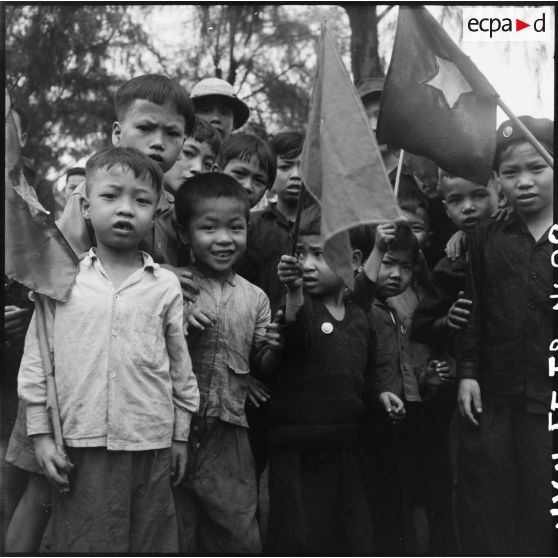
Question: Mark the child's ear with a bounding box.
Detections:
[177,222,189,245]
[211,163,220,172]
[351,249,363,270]
[112,121,122,146]
[80,195,91,220]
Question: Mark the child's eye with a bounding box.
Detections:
[201,225,215,231]
[100,193,117,200]
[137,198,152,205]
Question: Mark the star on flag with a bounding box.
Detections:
[424,55,473,109]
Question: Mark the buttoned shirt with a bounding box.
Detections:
[370,298,422,402]
[456,212,552,413]
[18,249,200,450]
[184,267,271,428]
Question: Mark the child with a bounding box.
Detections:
[456,116,554,556]
[63,167,85,205]
[163,116,221,194]
[172,173,276,553]
[190,77,250,140]
[17,147,200,553]
[264,207,375,555]
[358,222,450,555]
[216,132,276,210]
[146,116,222,268]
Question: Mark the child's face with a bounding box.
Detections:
[222,157,268,208]
[185,197,247,277]
[195,97,234,140]
[298,235,345,298]
[497,142,553,217]
[376,249,414,300]
[64,174,85,203]
[164,138,216,193]
[442,177,498,231]
[400,208,430,250]
[112,99,185,174]
[81,166,157,253]
[274,154,302,205]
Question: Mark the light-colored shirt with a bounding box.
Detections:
[184,267,271,427]
[19,249,200,451]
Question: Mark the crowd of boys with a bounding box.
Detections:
[2,71,555,556]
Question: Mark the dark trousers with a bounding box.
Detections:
[267,448,373,555]
[52,447,177,553]
[456,403,555,556]
[358,402,456,556]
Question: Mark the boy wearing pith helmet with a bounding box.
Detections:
[191,77,250,140]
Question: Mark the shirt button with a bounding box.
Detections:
[112,330,117,336]
[5,340,12,348]
[192,426,198,432]
[114,295,119,300]
[110,372,116,379]
[529,302,535,310]
[531,272,538,279]
[157,242,162,249]
[196,442,201,449]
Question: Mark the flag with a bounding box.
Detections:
[377,6,498,186]
[5,91,79,301]
[300,24,401,289]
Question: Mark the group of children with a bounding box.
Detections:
[3,72,555,555]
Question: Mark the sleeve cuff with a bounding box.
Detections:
[26,404,53,436]
[173,408,193,442]
[457,361,478,380]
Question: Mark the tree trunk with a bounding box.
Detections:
[345,5,383,84]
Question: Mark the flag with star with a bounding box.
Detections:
[5,91,79,301]
[300,24,401,290]
[377,6,498,185]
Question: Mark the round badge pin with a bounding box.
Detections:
[321,321,333,334]
[400,324,407,335]
[502,126,513,138]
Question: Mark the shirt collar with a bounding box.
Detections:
[83,248,161,277]
[192,264,237,287]
[262,202,293,228]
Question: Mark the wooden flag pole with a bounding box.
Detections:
[290,184,307,256]
[33,294,66,457]
[497,99,554,168]
[393,149,405,200]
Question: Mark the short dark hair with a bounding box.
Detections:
[66,167,85,183]
[174,172,250,227]
[114,74,195,136]
[298,203,321,237]
[85,147,163,198]
[216,133,277,188]
[397,187,430,229]
[12,106,28,133]
[349,225,375,261]
[370,222,419,264]
[190,116,222,158]
[270,131,304,160]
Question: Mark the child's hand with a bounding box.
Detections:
[445,230,467,261]
[445,292,473,330]
[379,392,406,422]
[246,376,271,408]
[424,360,454,388]
[33,434,73,493]
[4,305,29,339]
[491,206,512,222]
[171,441,188,487]
[265,311,285,352]
[185,305,215,331]
[457,378,482,427]
[161,265,200,303]
[374,223,397,253]
[277,255,302,289]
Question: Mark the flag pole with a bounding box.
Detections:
[290,184,307,256]
[33,294,66,457]
[496,98,554,168]
[393,149,405,199]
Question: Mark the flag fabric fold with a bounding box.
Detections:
[300,25,401,289]
[377,6,498,186]
[5,91,79,302]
